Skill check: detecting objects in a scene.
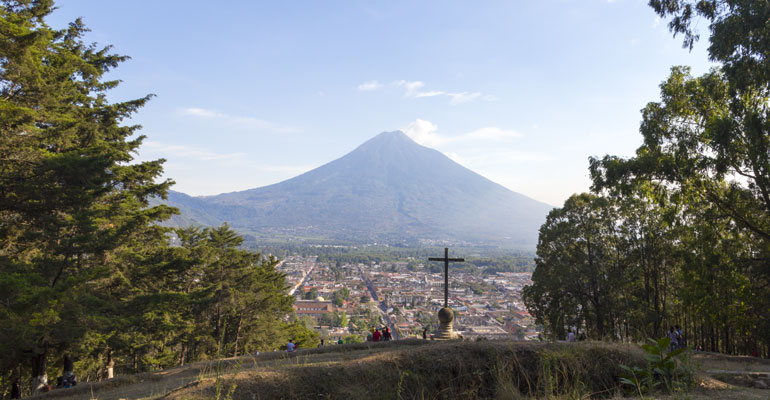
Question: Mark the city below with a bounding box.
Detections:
[278,256,536,342]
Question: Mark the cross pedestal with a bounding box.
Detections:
[428,248,464,340]
[435,306,457,340]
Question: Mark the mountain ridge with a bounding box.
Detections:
[162,131,554,247]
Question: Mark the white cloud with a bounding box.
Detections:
[357,80,384,91]
[393,80,427,97]
[414,90,445,98]
[182,107,225,119]
[449,92,482,105]
[142,141,246,161]
[402,119,446,147]
[180,107,297,133]
[388,80,494,105]
[402,119,522,146]
[400,119,551,202]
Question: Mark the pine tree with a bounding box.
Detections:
[0,0,174,390]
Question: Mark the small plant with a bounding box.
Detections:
[620,337,686,397]
[619,364,657,397]
[214,358,241,400]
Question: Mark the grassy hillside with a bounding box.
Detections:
[165,340,645,399]
[29,340,770,399]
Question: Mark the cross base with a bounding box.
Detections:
[434,307,459,340]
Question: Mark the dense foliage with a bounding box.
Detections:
[524,187,769,356]
[0,1,311,396]
[524,0,770,358]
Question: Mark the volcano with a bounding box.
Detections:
[164,131,553,247]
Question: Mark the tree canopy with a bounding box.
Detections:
[0,1,313,395]
[525,0,770,358]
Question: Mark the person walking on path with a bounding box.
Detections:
[287,339,296,352]
[337,337,343,345]
[668,327,678,352]
[383,327,391,341]
[373,328,381,342]
[675,325,684,349]
[422,328,428,340]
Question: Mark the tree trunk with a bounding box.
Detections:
[233,316,243,357]
[179,343,186,367]
[215,307,222,354]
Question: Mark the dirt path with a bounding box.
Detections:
[28,342,423,400]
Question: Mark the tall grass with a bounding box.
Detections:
[167,340,645,399]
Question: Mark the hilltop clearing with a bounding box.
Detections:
[27,340,770,399]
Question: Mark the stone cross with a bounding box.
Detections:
[429,247,464,308]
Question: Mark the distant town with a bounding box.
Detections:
[278,256,536,342]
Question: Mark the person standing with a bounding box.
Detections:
[337,337,343,345]
[422,328,428,340]
[11,378,21,399]
[567,329,576,343]
[373,328,381,342]
[287,339,296,352]
[383,327,392,341]
[63,355,74,379]
[668,327,678,352]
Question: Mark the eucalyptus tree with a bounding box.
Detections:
[524,193,626,340]
[581,0,770,355]
[649,0,770,91]
[612,186,681,340]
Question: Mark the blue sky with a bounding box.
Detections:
[47,0,713,206]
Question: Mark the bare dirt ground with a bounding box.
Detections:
[653,352,770,400]
[28,341,428,400]
[26,343,770,399]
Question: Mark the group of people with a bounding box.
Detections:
[366,327,392,342]
[9,373,78,399]
[668,325,685,351]
[316,337,345,347]
[286,336,348,352]
[565,329,586,342]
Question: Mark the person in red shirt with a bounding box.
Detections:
[373,328,381,342]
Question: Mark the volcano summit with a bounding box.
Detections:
[164,131,553,247]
